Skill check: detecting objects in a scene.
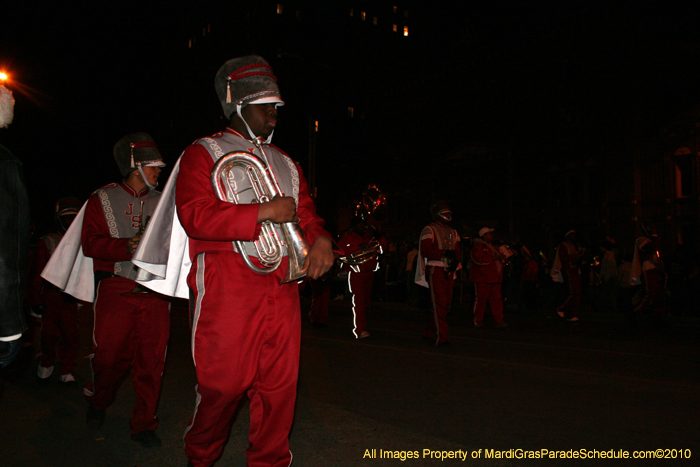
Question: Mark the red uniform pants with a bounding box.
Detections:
[558,271,581,319]
[184,252,299,467]
[38,288,80,375]
[423,266,454,345]
[348,270,374,337]
[634,269,666,318]
[472,282,505,325]
[85,277,170,434]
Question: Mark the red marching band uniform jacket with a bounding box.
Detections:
[469,239,503,283]
[558,240,580,276]
[176,129,330,264]
[417,221,461,282]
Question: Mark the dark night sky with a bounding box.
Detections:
[415,3,700,150]
[2,2,185,231]
[2,2,700,234]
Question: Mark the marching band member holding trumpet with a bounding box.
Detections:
[166,56,333,467]
[40,132,168,443]
[415,200,461,346]
[80,133,170,446]
[469,227,508,328]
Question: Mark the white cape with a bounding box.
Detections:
[550,245,564,284]
[630,236,652,287]
[414,225,461,288]
[41,157,191,302]
[131,156,191,299]
[40,202,95,302]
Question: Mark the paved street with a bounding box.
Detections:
[1,294,699,467]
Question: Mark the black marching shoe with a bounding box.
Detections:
[86,405,105,430]
[131,430,162,448]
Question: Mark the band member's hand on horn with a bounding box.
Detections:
[257,195,297,224]
[127,233,143,255]
[302,236,334,279]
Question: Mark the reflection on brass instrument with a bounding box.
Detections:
[499,244,515,261]
[338,240,383,266]
[211,149,310,284]
[337,184,386,266]
[357,184,387,221]
[137,201,151,235]
[132,201,153,293]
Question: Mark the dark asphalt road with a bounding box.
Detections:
[1,294,698,467]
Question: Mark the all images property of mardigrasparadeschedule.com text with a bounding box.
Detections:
[361,448,693,461]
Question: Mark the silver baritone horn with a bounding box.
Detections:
[211,149,310,284]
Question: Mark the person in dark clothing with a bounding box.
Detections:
[0,84,30,368]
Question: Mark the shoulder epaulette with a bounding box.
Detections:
[92,182,118,195]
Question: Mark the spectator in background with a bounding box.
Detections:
[0,84,30,369]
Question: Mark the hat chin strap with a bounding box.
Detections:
[137,165,157,189]
[437,211,452,222]
[236,103,275,144]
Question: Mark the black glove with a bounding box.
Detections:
[442,250,458,273]
[0,339,22,369]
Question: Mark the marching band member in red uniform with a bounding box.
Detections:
[631,228,666,322]
[469,227,508,328]
[415,201,461,346]
[339,217,387,338]
[552,230,582,322]
[82,133,170,447]
[175,56,334,467]
[33,197,82,385]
